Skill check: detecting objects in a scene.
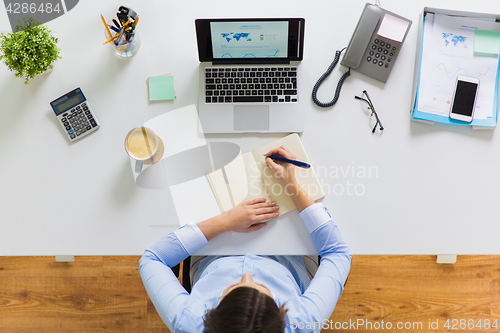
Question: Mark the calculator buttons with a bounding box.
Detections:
[51,88,100,142]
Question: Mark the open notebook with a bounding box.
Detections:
[206,133,324,216]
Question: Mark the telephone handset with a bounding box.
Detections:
[312,3,412,108]
[341,3,412,83]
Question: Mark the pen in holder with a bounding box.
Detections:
[102,7,140,58]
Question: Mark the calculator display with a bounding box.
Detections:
[55,95,83,114]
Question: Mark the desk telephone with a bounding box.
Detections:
[312,3,412,107]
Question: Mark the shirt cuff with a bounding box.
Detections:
[174,223,208,255]
[299,203,332,233]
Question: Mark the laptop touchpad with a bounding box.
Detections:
[233,105,269,131]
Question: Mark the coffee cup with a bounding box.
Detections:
[125,126,159,173]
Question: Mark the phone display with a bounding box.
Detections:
[449,76,480,122]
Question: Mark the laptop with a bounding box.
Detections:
[195,18,305,133]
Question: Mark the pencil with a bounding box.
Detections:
[101,14,113,40]
[103,34,119,45]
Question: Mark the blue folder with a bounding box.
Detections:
[412,13,500,128]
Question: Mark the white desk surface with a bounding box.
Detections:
[2,0,500,256]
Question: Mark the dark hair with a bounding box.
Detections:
[203,286,287,333]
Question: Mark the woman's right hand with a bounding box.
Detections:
[264,145,315,212]
[264,146,298,187]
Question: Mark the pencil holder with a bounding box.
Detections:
[104,20,141,58]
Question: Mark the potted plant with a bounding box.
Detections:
[0,18,61,84]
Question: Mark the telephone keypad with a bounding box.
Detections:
[366,37,399,70]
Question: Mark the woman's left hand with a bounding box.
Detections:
[221,198,279,233]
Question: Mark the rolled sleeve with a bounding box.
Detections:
[174,223,209,255]
[299,203,332,233]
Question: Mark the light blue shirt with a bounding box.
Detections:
[139,203,351,333]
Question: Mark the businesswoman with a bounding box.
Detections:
[139,146,351,333]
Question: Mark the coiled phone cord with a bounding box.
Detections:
[311,47,351,108]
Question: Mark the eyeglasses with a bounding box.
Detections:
[354,90,384,133]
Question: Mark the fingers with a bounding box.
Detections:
[265,156,280,170]
[244,222,267,233]
[255,205,279,215]
[256,212,280,222]
[244,197,267,206]
[265,146,296,160]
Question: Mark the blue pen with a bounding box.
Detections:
[264,155,311,169]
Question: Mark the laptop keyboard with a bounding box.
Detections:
[205,67,298,103]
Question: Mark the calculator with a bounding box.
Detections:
[50,88,100,141]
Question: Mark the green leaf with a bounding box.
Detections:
[0,18,61,84]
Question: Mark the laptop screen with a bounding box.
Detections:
[210,21,289,59]
[196,18,304,64]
